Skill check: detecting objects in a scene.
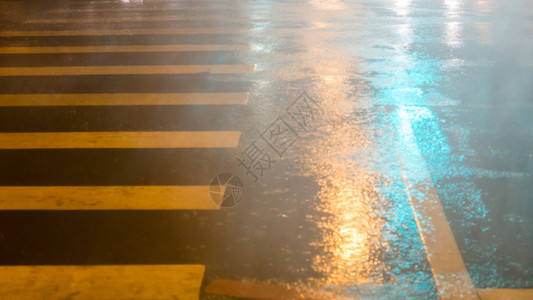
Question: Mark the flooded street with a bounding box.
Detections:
[0,0,532,299]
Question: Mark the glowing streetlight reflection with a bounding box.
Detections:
[443,0,464,48]
[395,0,412,17]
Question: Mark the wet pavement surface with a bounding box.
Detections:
[0,0,532,299]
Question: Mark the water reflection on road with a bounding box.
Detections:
[269,0,532,297]
[1,0,531,298]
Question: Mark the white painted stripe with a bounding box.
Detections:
[389,106,478,299]
[0,44,250,53]
[0,65,255,76]
[0,93,249,106]
[0,28,248,37]
[477,289,533,300]
[0,186,222,210]
[0,131,241,149]
[0,265,205,300]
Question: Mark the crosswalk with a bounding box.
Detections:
[0,0,251,298]
[0,265,205,299]
[0,28,249,37]
[0,45,251,53]
[0,131,241,148]
[0,186,221,210]
[24,15,249,23]
[0,65,255,76]
[0,93,249,106]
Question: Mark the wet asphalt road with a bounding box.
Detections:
[0,0,532,299]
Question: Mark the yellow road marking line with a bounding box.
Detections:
[0,93,249,106]
[390,107,478,299]
[0,45,250,53]
[26,15,234,23]
[0,131,241,149]
[0,28,248,37]
[0,265,204,300]
[57,0,218,4]
[48,4,267,13]
[0,186,222,210]
[477,289,533,300]
[63,0,222,4]
[0,65,255,76]
[49,8,192,13]
[205,279,342,299]
[64,0,176,2]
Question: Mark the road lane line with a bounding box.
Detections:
[62,0,229,3]
[0,186,221,210]
[0,65,255,76]
[0,265,204,299]
[0,93,249,106]
[25,15,239,23]
[0,45,250,53]
[205,279,342,300]
[477,289,533,300]
[48,8,192,13]
[0,28,248,37]
[47,5,267,13]
[389,106,478,299]
[0,131,241,149]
